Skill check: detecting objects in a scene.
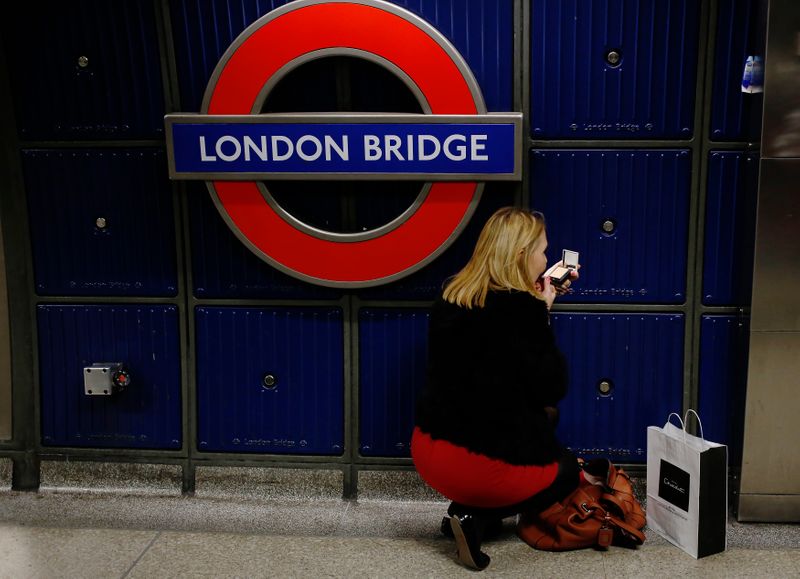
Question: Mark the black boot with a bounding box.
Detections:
[449,514,491,571]
[441,516,503,540]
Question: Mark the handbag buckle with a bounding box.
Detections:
[580,502,593,514]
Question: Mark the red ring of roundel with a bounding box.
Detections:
[207,1,481,286]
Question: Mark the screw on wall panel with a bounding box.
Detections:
[605,50,621,66]
[597,379,613,396]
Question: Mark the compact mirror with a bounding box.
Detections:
[562,250,579,269]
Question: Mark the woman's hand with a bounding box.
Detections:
[554,264,580,296]
[539,276,557,310]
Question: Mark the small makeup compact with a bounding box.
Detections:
[543,249,580,286]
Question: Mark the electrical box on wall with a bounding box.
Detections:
[83,363,130,396]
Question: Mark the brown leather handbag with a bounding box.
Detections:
[582,458,647,530]
[517,459,646,551]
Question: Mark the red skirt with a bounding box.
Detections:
[411,427,559,508]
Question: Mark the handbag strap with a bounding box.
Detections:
[600,490,629,516]
[606,512,646,546]
[585,501,646,547]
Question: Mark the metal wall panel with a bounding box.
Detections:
[196,307,344,455]
[748,159,800,332]
[171,0,512,112]
[551,313,684,462]
[741,331,800,500]
[698,315,748,464]
[23,150,178,297]
[389,0,513,110]
[703,151,759,306]
[2,0,165,140]
[758,0,800,158]
[531,150,691,304]
[359,308,429,457]
[170,0,290,112]
[358,187,515,300]
[710,0,765,141]
[531,0,699,139]
[37,305,181,449]
[189,185,342,299]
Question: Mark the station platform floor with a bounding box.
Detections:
[1,488,799,578]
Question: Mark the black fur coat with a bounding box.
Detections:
[415,290,568,465]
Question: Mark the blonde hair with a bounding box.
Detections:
[443,207,546,308]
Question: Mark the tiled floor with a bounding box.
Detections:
[0,491,798,578]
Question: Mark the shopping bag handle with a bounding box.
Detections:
[665,411,705,445]
[684,408,705,441]
[666,412,689,445]
[667,413,685,429]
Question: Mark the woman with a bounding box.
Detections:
[412,207,580,570]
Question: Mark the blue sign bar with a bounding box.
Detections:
[165,114,522,181]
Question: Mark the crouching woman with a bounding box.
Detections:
[411,207,580,571]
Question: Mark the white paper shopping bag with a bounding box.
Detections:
[646,410,728,558]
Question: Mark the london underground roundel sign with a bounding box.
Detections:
[165,0,522,288]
